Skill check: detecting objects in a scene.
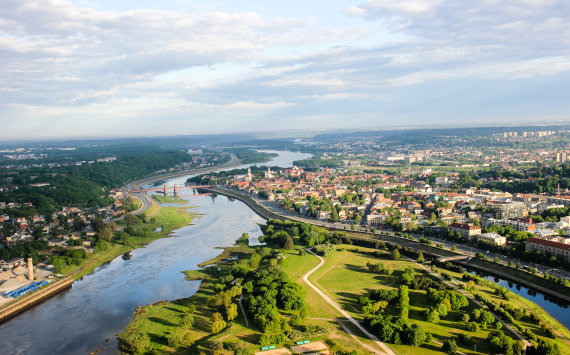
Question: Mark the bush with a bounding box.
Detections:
[442,339,458,354]
[457,332,472,345]
[467,322,479,332]
[425,309,440,323]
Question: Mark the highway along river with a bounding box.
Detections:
[0,150,310,355]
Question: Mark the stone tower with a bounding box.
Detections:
[27,257,34,281]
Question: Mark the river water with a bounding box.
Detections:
[0,150,310,355]
[1,149,568,353]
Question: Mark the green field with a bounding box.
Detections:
[152,195,189,205]
[306,245,522,355]
[116,232,568,354]
[61,200,198,280]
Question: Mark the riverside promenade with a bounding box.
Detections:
[0,277,74,323]
[204,186,570,303]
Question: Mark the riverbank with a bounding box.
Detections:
[0,155,243,322]
[205,186,570,304]
[118,230,570,355]
[117,239,370,354]
[0,199,198,323]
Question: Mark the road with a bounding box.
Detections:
[303,248,396,355]
[118,153,240,220]
[210,186,570,302]
[232,190,569,281]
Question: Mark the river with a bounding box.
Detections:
[0,150,310,355]
[1,149,568,354]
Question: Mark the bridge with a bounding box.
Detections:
[438,255,471,262]
[129,185,211,197]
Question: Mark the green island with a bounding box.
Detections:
[152,195,189,205]
[58,199,198,280]
[117,220,568,354]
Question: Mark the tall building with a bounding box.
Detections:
[493,202,527,220]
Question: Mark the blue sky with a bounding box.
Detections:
[1,0,569,139]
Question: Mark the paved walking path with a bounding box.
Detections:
[238,294,250,328]
[302,248,396,355]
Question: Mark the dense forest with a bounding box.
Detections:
[452,164,570,194]
[1,148,192,214]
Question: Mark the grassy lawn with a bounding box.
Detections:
[309,244,526,355]
[152,195,189,205]
[116,235,568,354]
[118,243,379,354]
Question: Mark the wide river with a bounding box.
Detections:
[0,150,311,355]
[1,149,568,354]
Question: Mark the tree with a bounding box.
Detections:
[168,329,193,348]
[467,322,479,332]
[480,310,495,326]
[406,324,426,347]
[283,236,294,250]
[124,213,137,226]
[442,339,458,355]
[181,314,194,328]
[426,309,440,323]
[398,285,409,308]
[210,313,227,334]
[472,309,481,321]
[533,339,560,355]
[462,313,470,323]
[97,226,112,241]
[437,303,448,318]
[250,253,261,269]
[226,303,238,322]
[417,251,424,263]
[391,248,400,260]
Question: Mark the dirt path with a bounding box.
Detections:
[238,293,250,328]
[303,248,396,355]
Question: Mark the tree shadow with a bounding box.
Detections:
[163,306,183,313]
[148,317,178,327]
[147,332,169,346]
[237,332,259,344]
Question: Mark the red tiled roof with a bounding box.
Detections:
[450,222,480,230]
[527,238,570,250]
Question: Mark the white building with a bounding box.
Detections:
[477,232,507,246]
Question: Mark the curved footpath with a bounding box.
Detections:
[203,186,570,304]
[303,248,396,355]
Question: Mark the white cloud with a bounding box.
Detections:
[1,0,569,138]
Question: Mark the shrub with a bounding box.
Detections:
[457,332,472,345]
[442,339,458,354]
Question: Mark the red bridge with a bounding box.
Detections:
[129,185,212,197]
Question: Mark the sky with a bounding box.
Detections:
[1,0,569,139]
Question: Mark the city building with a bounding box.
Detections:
[493,202,528,220]
[449,222,481,239]
[481,217,536,231]
[366,213,387,226]
[477,232,507,246]
[526,238,570,263]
